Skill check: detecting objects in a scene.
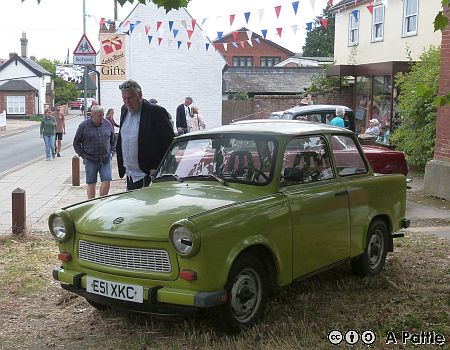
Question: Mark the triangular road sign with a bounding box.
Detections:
[73,34,97,55]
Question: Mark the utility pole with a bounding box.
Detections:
[114,0,118,21]
[83,0,88,120]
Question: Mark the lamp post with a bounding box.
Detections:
[83,0,88,119]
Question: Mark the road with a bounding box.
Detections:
[0,113,83,174]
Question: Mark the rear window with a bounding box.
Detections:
[331,135,367,176]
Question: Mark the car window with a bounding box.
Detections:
[331,135,368,176]
[157,135,277,185]
[293,113,322,123]
[280,136,334,186]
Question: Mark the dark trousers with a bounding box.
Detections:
[127,175,151,190]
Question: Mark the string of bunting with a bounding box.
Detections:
[91,0,377,52]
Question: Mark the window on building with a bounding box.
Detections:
[232,56,253,67]
[348,11,359,45]
[7,96,26,115]
[403,0,418,36]
[260,56,281,67]
[372,5,385,41]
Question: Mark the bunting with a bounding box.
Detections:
[352,9,359,21]
[320,18,328,29]
[261,29,268,39]
[247,40,253,47]
[276,28,283,37]
[187,29,194,40]
[367,4,374,14]
[217,31,223,41]
[191,19,196,30]
[156,21,162,31]
[306,22,313,31]
[230,14,235,26]
[275,5,282,19]
[147,35,153,44]
[168,21,174,32]
[291,24,298,34]
[239,41,245,48]
[244,12,251,24]
[158,37,163,45]
[258,9,264,22]
[292,1,299,15]
[246,30,253,40]
[205,43,210,51]
[177,41,182,49]
[173,29,179,38]
[187,42,192,50]
[223,43,228,51]
[232,31,239,41]
[145,24,151,35]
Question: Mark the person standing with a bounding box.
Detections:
[73,105,115,199]
[330,106,346,128]
[117,79,174,190]
[176,96,193,135]
[187,106,206,132]
[53,105,65,157]
[40,108,56,161]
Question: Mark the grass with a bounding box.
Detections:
[0,231,449,350]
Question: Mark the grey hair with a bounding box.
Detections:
[335,106,345,117]
[119,79,142,94]
[90,105,104,117]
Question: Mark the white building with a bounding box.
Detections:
[99,2,225,128]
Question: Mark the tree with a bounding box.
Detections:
[25,0,190,12]
[302,4,334,57]
[390,47,440,171]
[38,58,79,105]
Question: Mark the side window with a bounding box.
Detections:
[348,11,359,45]
[402,0,418,37]
[372,5,385,42]
[331,135,367,176]
[281,136,334,186]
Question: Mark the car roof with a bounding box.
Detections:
[283,104,353,114]
[180,120,354,137]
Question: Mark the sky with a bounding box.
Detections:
[0,0,329,63]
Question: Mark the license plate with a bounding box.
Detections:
[86,276,144,303]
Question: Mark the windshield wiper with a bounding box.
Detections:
[155,173,184,182]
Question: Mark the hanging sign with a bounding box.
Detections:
[99,34,126,81]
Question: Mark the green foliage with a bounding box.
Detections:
[390,47,440,171]
[302,4,334,57]
[37,58,78,105]
[233,91,249,101]
[434,0,450,32]
[307,66,346,93]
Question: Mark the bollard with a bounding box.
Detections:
[12,188,26,235]
[72,156,80,186]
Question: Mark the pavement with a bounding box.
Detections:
[0,117,449,239]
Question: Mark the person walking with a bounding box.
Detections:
[73,105,115,199]
[40,108,56,161]
[53,105,65,157]
[117,79,174,190]
[176,96,193,135]
[187,106,206,132]
[330,106,346,128]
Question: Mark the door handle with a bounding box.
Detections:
[335,190,348,197]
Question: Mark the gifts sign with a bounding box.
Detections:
[100,34,126,81]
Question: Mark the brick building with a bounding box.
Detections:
[424,6,450,200]
[214,27,294,68]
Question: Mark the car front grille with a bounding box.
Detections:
[79,240,171,273]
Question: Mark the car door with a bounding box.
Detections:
[280,135,351,279]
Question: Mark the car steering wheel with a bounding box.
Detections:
[231,166,268,181]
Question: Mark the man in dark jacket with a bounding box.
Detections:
[116,80,174,190]
[175,96,193,135]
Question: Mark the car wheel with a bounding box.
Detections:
[217,254,268,334]
[351,219,388,277]
[85,298,108,311]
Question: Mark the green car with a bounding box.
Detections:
[49,120,409,333]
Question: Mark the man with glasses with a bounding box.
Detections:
[117,79,174,190]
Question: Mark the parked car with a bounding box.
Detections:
[69,98,83,110]
[269,104,408,176]
[49,120,409,333]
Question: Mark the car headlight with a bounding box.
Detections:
[48,211,74,242]
[170,221,200,257]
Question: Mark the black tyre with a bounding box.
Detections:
[217,254,268,334]
[85,298,108,311]
[351,219,388,277]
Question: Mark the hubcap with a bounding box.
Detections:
[230,268,262,323]
[368,230,384,269]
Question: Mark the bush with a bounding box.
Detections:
[390,47,440,171]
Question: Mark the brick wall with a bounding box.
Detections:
[216,31,293,67]
[434,6,450,162]
[222,87,354,124]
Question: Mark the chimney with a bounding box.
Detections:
[20,32,28,58]
[9,52,17,59]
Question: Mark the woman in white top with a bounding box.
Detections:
[187,106,206,132]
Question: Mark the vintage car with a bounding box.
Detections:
[269,104,408,176]
[49,120,409,333]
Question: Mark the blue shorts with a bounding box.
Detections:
[84,158,112,184]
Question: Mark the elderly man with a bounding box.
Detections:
[117,79,175,190]
[366,119,381,137]
[73,105,115,199]
[330,106,346,128]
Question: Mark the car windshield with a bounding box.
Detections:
[157,135,277,185]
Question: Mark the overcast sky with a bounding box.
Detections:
[0,0,329,62]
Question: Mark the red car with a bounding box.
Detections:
[69,98,83,109]
[268,104,408,176]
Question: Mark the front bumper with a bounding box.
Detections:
[53,267,227,315]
